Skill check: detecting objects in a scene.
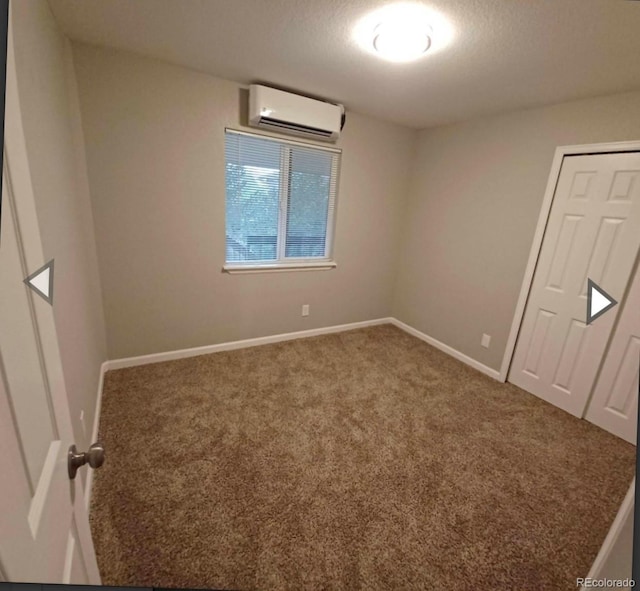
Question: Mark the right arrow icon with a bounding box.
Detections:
[587,278,617,325]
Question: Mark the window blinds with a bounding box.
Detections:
[225,129,340,264]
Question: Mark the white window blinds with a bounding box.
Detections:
[225,129,340,265]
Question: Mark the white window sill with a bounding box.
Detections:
[223,261,337,274]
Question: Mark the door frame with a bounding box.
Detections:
[499,140,640,383]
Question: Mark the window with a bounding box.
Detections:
[224,129,341,271]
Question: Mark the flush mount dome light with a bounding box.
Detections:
[353,3,454,63]
[372,21,431,62]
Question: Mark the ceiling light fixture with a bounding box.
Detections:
[353,2,454,63]
[372,21,431,62]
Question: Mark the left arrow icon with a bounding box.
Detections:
[24,259,54,305]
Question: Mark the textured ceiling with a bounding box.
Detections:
[47,0,640,129]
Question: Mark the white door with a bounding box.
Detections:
[509,152,640,417]
[0,19,100,585]
[585,261,640,444]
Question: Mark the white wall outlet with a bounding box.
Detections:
[302,304,310,317]
[481,333,491,348]
[79,410,86,436]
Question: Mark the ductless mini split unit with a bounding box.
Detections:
[248,84,345,142]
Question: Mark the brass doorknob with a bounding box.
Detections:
[68,443,105,480]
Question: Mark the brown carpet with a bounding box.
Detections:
[90,324,635,591]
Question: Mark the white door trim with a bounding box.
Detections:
[499,140,640,383]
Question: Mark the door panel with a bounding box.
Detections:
[585,262,640,444]
[64,519,90,583]
[0,169,57,487]
[509,152,640,417]
[0,171,86,583]
[0,14,100,584]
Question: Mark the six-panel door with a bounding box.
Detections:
[509,153,640,418]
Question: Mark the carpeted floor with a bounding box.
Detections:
[90,324,636,591]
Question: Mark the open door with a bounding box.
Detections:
[0,14,100,584]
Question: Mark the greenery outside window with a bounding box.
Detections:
[224,129,341,271]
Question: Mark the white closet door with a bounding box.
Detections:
[509,152,640,417]
[585,262,640,445]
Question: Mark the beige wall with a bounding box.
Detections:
[10,1,108,461]
[70,43,416,359]
[42,31,640,374]
[393,90,640,371]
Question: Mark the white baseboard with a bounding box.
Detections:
[103,317,501,379]
[389,318,501,380]
[103,318,394,371]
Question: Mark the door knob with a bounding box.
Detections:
[68,443,105,480]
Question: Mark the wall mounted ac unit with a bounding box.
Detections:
[248,84,344,142]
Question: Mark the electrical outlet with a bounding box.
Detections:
[302,304,310,317]
[481,333,491,348]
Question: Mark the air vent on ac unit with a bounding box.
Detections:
[248,85,344,142]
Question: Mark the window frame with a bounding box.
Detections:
[223,128,341,274]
